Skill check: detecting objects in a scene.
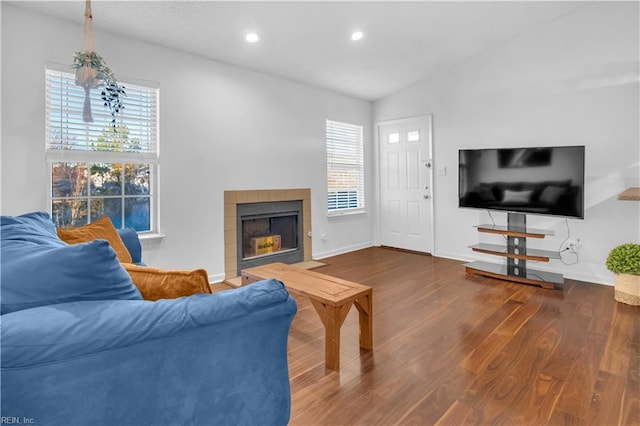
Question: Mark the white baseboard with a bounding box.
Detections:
[433,250,473,263]
[208,272,226,284]
[557,269,612,286]
[313,241,375,260]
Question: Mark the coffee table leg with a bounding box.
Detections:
[326,305,342,371]
[354,290,373,350]
[311,301,353,371]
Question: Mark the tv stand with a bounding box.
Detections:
[464,212,564,290]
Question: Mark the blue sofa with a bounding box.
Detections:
[1,212,297,426]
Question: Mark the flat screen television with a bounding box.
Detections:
[458,146,585,219]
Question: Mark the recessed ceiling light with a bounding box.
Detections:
[350,31,364,41]
[245,33,260,43]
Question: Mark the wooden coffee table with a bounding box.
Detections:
[241,262,373,371]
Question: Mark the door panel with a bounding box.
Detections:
[388,151,399,189]
[388,200,401,234]
[407,202,421,236]
[407,150,420,190]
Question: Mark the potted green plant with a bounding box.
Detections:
[606,243,640,305]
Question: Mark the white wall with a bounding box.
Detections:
[0,4,374,281]
[374,2,640,285]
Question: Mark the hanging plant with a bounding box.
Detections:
[71,51,126,127]
[70,0,125,130]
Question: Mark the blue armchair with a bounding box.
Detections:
[1,213,297,426]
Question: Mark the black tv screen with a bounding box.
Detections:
[458,146,585,219]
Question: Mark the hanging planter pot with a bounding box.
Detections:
[72,51,125,125]
[70,0,125,127]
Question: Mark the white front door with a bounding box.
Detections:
[378,116,433,253]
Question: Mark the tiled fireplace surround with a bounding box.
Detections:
[224,188,312,280]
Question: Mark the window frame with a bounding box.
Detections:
[326,118,365,216]
[45,64,160,235]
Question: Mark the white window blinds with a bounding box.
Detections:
[326,119,365,214]
[45,68,158,163]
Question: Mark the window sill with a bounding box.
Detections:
[138,232,166,241]
[327,210,366,218]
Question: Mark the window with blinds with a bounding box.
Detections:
[45,67,159,232]
[326,119,365,215]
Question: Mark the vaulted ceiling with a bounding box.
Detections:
[10,1,588,101]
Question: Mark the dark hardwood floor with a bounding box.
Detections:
[285,247,639,425]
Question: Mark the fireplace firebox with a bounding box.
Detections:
[237,201,303,273]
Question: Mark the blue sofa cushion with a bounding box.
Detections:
[1,211,64,247]
[1,213,142,314]
[1,279,291,368]
[117,227,143,264]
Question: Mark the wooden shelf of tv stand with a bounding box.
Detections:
[475,224,554,239]
[470,243,561,262]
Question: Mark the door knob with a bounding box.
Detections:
[423,194,430,199]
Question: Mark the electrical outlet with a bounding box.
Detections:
[568,238,582,254]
